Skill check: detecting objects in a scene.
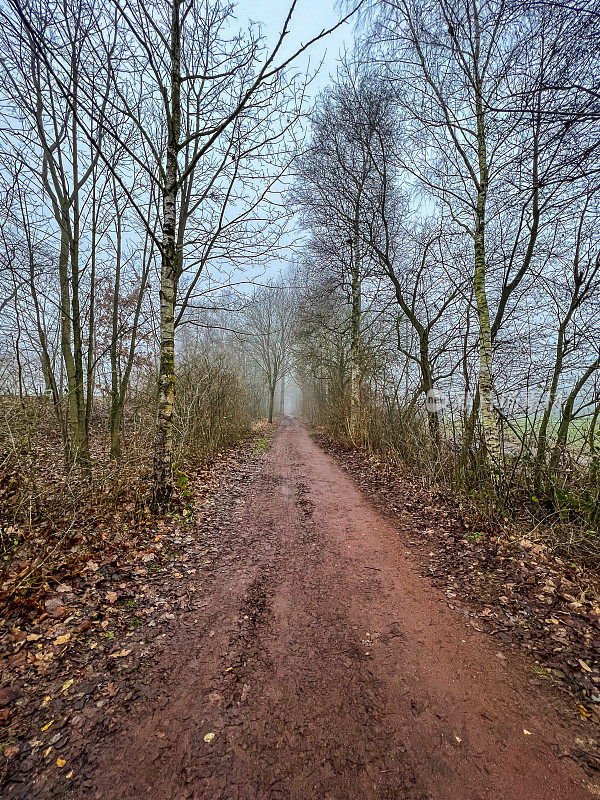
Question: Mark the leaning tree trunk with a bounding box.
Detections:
[152,0,181,511]
[549,359,600,475]
[535,334,565,489]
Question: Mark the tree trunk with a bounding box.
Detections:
[57,210,80,467]
[417,328,439,439]
[473,232,499,463]
[550,359,600,474]
[279,371,285,415]
[69,75,90,469]
[535,330,565,487]
[109,398,124,460]
[153,230,177,509]
[86,175,98,440]
[589,402,600,525]
[473,85,500,466]
[536,279,581,486]
[349,236,361,438]
[109,196,122,460]
[152,0,181,511]
[268,383,276,424]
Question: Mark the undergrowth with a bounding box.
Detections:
[311,397,600,569]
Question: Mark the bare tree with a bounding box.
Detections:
[294,64,389,437]
[244,283,294,425]
[0,1,115,465]
[5,0,363,507]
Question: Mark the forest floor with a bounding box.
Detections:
[2,416,600,798]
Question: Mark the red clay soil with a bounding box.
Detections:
[80,418,595,799]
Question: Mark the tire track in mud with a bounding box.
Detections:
[295,478,315,522]
[83,417,593,800]
[225,574,273,704]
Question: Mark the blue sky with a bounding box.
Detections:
[235,0,355,98]
[219,1,358,283]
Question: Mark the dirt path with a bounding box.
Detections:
[83,418,593,799]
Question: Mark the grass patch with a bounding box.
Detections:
[254,435,271,455]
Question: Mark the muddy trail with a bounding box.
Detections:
[78,418,593,799]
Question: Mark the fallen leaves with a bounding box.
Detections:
[0,424,260,800]
[108,649,131,659]
[203,732,216,743]
[579,704,592,719]
[0,686,19,707]
[323,438,600,730]
[44,597,67,619]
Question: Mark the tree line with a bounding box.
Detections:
[292,0,600,538]
[0,0,356,514]
[1,0,599,549]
